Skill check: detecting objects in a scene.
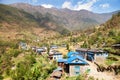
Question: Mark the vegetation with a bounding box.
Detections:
[10,54,57,80]
[0,4,69,35]
[0,39,57,79]
[0,3,120,80]
[65,74,96,80]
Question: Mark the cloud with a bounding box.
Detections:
[62,1,72,9]
[41,4,54,8]
[99,3,109,8]
[62,0,98,11]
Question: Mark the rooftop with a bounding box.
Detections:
[67,56,88,65]
[76,48,88,51]
[67,51,79,58]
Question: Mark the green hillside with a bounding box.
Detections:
[0,3,120,80]
[82,12,120,55]
[0,4,69,35]
[0,4,39,28]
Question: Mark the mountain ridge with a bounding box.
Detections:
[0,4,69,40]
[10,3,117,31]
[0,3,120,40]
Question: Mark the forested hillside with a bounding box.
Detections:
[81,12,120,52]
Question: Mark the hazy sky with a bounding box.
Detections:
[0,0,120,13]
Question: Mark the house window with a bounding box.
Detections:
[74,66,80,75]
[75,72,80,75]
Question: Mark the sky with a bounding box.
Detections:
[0,0,120,13]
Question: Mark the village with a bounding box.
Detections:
[18,41,120,80]
[0,1,120,80]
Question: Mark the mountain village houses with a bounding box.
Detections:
[19,42,108,79]
[49,47,108,79]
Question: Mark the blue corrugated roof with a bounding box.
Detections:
[57,59,67,63]
[67,51,79,58]
[67,56,88,65]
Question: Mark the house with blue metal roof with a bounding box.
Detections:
[76,48,108,62]
[67,51,83,58]
[66,56,88,65]
[66,56,88,76]
[87,49,108,61]
[58,51,89,76]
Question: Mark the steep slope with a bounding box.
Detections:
[84,12,120,49]
[0,4,69,39]
[10,3,113,31]
[103,12,120,28]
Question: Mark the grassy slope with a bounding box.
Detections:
[0,4,69,40]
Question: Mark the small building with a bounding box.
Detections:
[36,48,46,54]
[76,48,88,59]
[66,56,88,76]
[87,49,108,61]
[50,67,62,80]
[112,43,120,49]
[49,50,63,60]
[50,45,58,49]
[76,48,108,61]
[19,42,28,50]
[53,52,63,60]
[58,52,89,76]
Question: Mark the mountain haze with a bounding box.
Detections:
[10,3,114,31]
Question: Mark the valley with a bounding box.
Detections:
[0,2,120,80]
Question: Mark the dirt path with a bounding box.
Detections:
[87,61,117,80]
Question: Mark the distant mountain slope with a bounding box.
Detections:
[80,12,120,51]
[0,4,69,36]
[103,12,120,28]
[10,3,115,31]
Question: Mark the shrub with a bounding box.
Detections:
[66,43,70,51]
[88,76,95,80]
[107,56,118,61]
[81,41,89,48]
[13,50,22,57]
[0,75,3,80]
[76,74,85,80]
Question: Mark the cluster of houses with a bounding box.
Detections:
[50,48,108,79]
[19,42,109,79]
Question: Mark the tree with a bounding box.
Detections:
[81,41,89,48]
[66,43,70,51]
[108,30,116,37]
[10,53,57,80]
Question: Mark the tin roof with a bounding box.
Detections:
[66,56,88,65]
[57,59,67,63]
[76,48,88,51]
[67,51,79,58]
